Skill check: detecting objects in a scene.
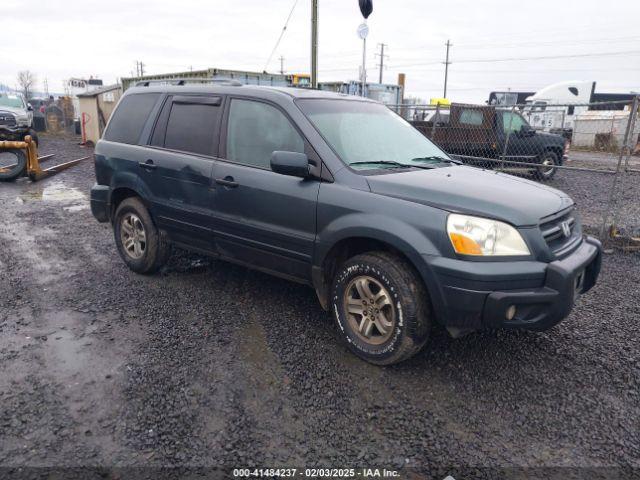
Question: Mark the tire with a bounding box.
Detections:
[0,148,27,182]
[534,150,559,181]
[113,197,169,274]
[330,251,432,365]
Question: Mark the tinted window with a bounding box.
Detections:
[164,102,220,156]
[226,99,304,168]
[459,109,483,125]
[104,93,160,144]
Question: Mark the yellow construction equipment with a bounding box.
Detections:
[0,135,90,182]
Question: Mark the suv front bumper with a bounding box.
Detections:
[423,236,602,331]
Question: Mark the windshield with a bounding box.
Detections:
[297,99,451,170]
[0,94,25,109]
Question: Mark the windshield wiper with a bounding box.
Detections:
[349,160,414,170]
[410,155,461,165]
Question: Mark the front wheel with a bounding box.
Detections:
[534,151,559,181]
[113,197,169,274]
[330,252,432,365]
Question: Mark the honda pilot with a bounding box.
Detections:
[91,83,602,365]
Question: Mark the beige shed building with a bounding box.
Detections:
[77,84,122,145]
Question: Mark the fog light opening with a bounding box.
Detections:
[506,305,517,321]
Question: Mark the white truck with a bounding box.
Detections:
[0,92,38,145]
[522,81,635,139]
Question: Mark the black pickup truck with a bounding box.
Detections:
[410,104,569,180]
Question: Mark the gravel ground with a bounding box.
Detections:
[551,150,640,238]
[0,135,639,478]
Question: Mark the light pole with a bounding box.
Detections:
[311,0,318,89]
[358,0,373,97]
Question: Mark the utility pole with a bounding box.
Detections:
[443,40,452,98]
[44,78,49,97]
[311,0,318,89]
[135,61,145,77]
[375,43,388,84]
[361,35,367,96]
[279,55,285,75]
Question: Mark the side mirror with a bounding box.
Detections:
[270,151,310,178]
[27,103,33,111]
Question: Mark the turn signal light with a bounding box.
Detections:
[449,233,482,255]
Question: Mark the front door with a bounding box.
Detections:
[211,98,320,281]
[500,110,534,162]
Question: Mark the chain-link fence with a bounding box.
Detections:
[390,98,640,252]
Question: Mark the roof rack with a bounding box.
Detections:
[134,78,243,87]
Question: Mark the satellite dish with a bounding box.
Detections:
[359,0,373,19]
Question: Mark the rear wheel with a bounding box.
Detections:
[0,148,27,181]
[113,197,169,274]
[330,251,432,365]
[534,150,558,181]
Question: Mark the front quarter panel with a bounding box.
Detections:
[316,183,449,262]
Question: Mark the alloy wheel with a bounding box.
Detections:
[120,213,147,259]
[343,275,396,345]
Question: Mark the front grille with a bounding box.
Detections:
[540,207,581,256]
[0,111,16,126]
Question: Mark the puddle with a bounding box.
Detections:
[17,181,88,210]
[64,204,89,212]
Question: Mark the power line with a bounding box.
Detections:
[391,49,640,69]
[264,0,300,72]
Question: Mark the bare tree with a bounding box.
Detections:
[17,70,37,100]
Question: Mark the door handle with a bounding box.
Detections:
[215,176,239,188]
[139,160,157,171]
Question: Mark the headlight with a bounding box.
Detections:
[447,214,530,256]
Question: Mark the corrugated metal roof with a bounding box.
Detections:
[77,84,121,98]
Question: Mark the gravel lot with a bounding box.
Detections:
[0,135,639,478]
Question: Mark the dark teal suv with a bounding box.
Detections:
[91,82,602,365]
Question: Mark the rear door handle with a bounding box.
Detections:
[215,176,239,188]
[139,160,157,171]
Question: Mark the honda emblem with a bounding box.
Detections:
[561,221,571,238]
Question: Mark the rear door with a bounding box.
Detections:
[210,97,320,282]
[143,94,223,250]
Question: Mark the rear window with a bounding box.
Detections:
[103,93,160,144]
[459,109,484,125]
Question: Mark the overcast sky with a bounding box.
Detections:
[1,0,639,102]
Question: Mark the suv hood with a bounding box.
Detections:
[366,165,573,226]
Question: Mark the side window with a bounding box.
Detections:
[502,112,528,134]
[103,93,160,144]
[151,96,221,156]
[226,99,304,169]
[459,109,484,126]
